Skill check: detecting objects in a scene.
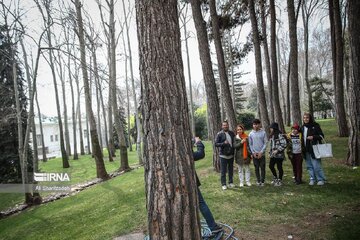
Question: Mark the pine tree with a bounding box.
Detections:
[0,25,33,184]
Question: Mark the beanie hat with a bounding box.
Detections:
[292,123,300,131]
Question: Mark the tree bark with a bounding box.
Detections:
[329,0,349,136]
[35,92,47,161]
[135,0,202,238]
[287,0,302,125]
[121,0,142,164]
[66,32,79,160]
[260,0,275,123]
[347,0,360,166]
[181,5,196,137]
[109,0,129,171]
[209,0,236,130]
[189,0,221,171]
[75,61,85,156]
[74,0,109,179]
[248,0,270,130]
[269,0,285,131]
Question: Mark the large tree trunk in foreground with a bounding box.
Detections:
[135,0,202,238]
[190,0,221,171]
[74,0,109,180]
[347,0,360,166]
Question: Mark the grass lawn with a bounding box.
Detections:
[1,119,360,239]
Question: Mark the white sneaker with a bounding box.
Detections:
[239,183,244,187]
[309,180,315,186]
[228,183,235,188]
[246,182,252,187]
[222,185,227,190]
[317,181,325,186]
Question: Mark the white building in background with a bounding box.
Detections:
[34,116,92,159]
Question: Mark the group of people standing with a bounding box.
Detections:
[215,112,326,189]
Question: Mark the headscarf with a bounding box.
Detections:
[237,124,248,159]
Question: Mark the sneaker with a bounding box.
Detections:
[309,180,315,186]
[256,182,261,186]
[271,176,277,184]
[211,224,223,234]
[228,183,235,188]
[317,181,325,186]
[222,185,227,190]
[246,182,252,187]
[260,182,265,187]
[239,182,244,187]
[275,179,282,186]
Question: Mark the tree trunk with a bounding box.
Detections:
[67,36,79,160]
[269,0,285,131]
[189,0,221,171]
[109,0,129,171]
[301,2,314,115]
[329,0,349,136]
[277,37,287,123]
[57,53,72,157]
[209,0,236,130]
[248,0,270,130]
[74,0,109,180]
[75,62,85,156]
[122,33,133,152]
[260,0,275,123]
[181,5,196,137]
[135,1,202,238]
[347,0,360,166]
[121,0,142,165]
[287,0,302,125]
[19,37,39,164]
[35,92,47,161]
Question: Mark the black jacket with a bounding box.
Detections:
[193,141,205,186]
[301,122,324,159]
[215,130,235,156]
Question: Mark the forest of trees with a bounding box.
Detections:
[1,0,359,238]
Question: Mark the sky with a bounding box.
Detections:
[7,0,328,117]
[7,0,259,117]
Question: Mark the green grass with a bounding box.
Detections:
[0,148,140,212]
[1,119,359,239]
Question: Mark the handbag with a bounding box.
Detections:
[313,136,333,159]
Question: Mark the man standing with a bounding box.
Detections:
[248,119,267,186]
[215,121,235,190]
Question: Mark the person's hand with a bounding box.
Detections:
[258,152,263,158]
[194,137,201,143]
[241,139,246,144]
[272,150,278,155]
[307,136,314,140]
[224,140,229,144]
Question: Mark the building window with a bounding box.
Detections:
[50,135,53,142]
[36,134,42,146]
[55,134,58,141]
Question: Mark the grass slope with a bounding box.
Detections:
[1,119,359,239]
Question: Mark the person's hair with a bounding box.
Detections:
[236,124,245,133]
[269,128,281,139]
[222,120,229,124]
[253,119,261,124]
[303,112,315,124]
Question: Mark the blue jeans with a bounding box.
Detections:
[220,157,234,186]
[305,152,326,182]
[198,188,216,230]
